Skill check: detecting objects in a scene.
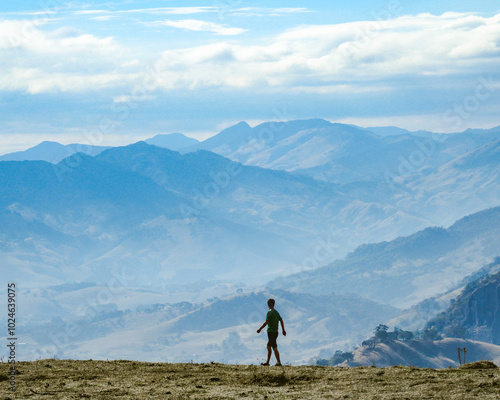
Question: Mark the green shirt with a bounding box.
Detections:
[266,309,282,333]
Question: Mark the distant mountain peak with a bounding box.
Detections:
[232,121,251,128]
[96,141,181,162]
[145,132,199,151]
[254,118,332,131]
[181,121,254,155]
[127,140,150,148]
[305,118,332,126]
[218,121,252,133]
[36,140,65,147]
[0,141,109,164]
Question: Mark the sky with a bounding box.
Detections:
[1,0,500,154]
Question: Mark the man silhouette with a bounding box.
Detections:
[257,298,286,366]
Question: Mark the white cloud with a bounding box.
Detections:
[0,68,132,94]
[120,7,217,15]
[156,19,246,35]
[5,10,58,16]
[0,20,119,53]
[0,20,136,93]
[74,10,109,15]
[119,6,308,16]
[113,94,155,103]
[91,16,115,22]
[149,12,500,92]
[229,7,310,17]
[1,12,499,97]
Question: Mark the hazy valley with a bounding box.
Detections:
[0,119,499,364]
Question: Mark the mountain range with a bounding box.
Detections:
[0,119,499,363]
[269,206,500,308]
[0,141,110,164]
[0,132,200,164]
[19,288,397,364]
[5,120,500,188]
[3,138,499,295]
[3,119,499,230]
[180,120,500,189]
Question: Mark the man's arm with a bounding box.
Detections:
[257,321,268,333]
[280,319,286,336]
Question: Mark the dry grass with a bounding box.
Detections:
[1,359,500,399]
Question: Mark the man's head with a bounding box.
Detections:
[267,298,275,309]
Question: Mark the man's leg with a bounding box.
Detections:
[266,345,272,364]
[273,346,282,365]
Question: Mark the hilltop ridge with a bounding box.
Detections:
[1,359,499,399]
[338,338,500,369]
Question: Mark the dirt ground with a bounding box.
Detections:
[1,359,499,399]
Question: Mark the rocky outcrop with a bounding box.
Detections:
[462,277,500,344]
[340,338,500,368]
[427,262,500,344]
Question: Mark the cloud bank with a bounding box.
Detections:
[0,19,135,93]
[150,12,500,93]
[2,12,498,95]
[1,10,500,139]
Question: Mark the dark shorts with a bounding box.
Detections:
[267,331,279,348]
